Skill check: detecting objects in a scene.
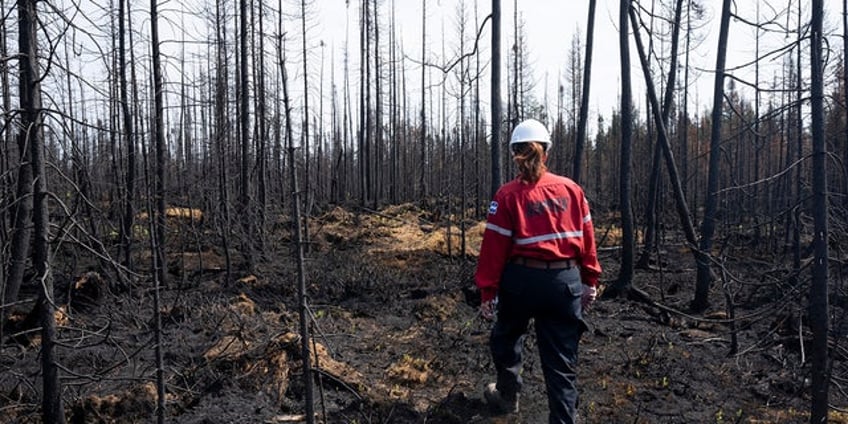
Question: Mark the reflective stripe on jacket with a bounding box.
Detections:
[474,172,602,302]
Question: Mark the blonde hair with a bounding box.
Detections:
[512,142,547,183]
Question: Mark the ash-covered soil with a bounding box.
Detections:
[1,204,846,423]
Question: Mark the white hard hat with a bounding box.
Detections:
[510,119,552,151]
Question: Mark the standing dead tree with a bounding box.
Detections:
[278,31,315,423]
[808,0,830,421]
[629,0,702,273]
[18,0,63,421]
[239,0,253,270]
[490,0,502,198]
[0,0,9,344]
[572,0,596,184]
[149,0,168,419]
[611,0,636,294]
[693,0,732,312]
[118,0,135,272]
[3,0,34,325]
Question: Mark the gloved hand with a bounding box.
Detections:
[581,285,597,310]
[480,298,497,321]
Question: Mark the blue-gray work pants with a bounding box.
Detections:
[490,263,587,424]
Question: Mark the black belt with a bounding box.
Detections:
[511,257,578,270]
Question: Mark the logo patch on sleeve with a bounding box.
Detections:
[488,201,499,215]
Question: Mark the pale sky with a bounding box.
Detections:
[307,0,843,136]
[49,0,846,143]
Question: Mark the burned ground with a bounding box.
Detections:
[1,204,847,423]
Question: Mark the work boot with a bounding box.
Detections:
[484,382,519,414]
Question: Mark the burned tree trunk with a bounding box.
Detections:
[149,0,168,419]
[693,0,731,312]
[808,0,830,420]
[18,0,63,420]
[118,0,135,271]
[633,0,691,270]
[279,32,315,424]
[490,0,502,197]
[608,0,635,295]
[573,0,596,184]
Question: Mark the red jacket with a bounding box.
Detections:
[475,172,602,302]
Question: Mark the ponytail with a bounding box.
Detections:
[512,142,547,183]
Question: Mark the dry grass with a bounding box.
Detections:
[136,207,203,222]
[387,354,430,386]
[313,204,485,261]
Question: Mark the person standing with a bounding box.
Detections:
[475,119,602,424]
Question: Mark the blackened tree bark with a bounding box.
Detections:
[611,0,635,293]
[373,0,382,208]
[149,0,167,419]
[474,0,482,212]
[301,0,311,197]
[300,0,313,249]
[364,0,373,205]
[681,0,692,209]
[359,0,367,205]
[792,1,802,286]
[490,0,502,198]
[511,0,519,125]
[809,0,830,421]
[420,0,427,198]
[3,0,35,320]
[216,0,233,284]
[118,0,135,271]
[239,0,253,269]
[19,0,63,421]
[693,0,731,312]
[635,0,685,270]
[844,0,848,212]
[0,0,9,325]
[573,0,596,184]
[256,0,268,253]
[2,95,32,322]
[630,2,706,285]
[279,33,315,424]
[389,0,399,203]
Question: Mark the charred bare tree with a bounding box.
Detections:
[300,0,313,247]
[572,0,596,184]
[693,0,731,312]
[149,0,168,419]
[844,0,848,212]
[474,0,483,213]
[359,0,368,206]
[420,0,428,199]
[490,0,502,197]
[373,0,382,209]
[610,0,635,294]
[215,0,233,283]
[2,116,31,324]
[317,40,325,204]
[634,0,688,270]
[255,0,269,253]
[808,0,830,420]
[118,0,135,271]
[3,0,35,328]
[239,0,253,269]
[681,0,693,209]
[19,0,63,420]
[279,31,315,424]
[0,0,9,336]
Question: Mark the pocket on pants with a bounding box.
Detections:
[559,269,583,298]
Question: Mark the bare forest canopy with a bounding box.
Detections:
[1,0,847,422]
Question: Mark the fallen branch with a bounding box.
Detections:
[312,368,362,402]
